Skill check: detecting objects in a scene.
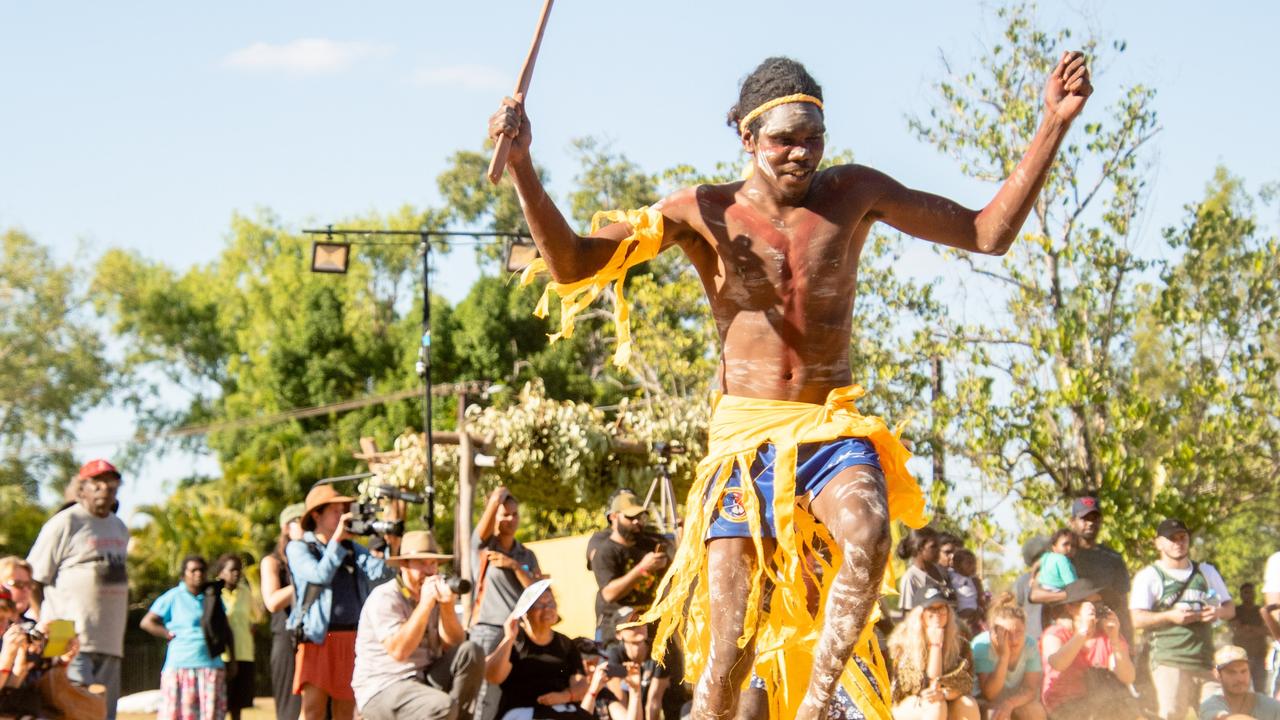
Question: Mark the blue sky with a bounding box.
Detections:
[3,1,1276,522]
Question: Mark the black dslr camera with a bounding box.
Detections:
[347,484,426,537]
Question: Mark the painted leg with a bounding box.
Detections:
[690,537,765,720]
[796,465,890,720]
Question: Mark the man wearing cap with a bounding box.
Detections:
[287,484,396,720]
[602,607,672,720]
[25,458,129,720]
[1199,645,1280,720]
[352,531,484,720]
[1131,518,1236,720]
[1063,495,1135,645]
[589,490,669,642]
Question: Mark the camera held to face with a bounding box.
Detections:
[347,484,426,537]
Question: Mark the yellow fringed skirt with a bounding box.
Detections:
[639,385,928,719]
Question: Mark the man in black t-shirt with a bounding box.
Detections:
[589,492,687,718]
[589,491,669,641]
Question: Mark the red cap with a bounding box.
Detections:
[77,459,121,481]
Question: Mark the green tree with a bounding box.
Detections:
[907,3,1280,561]
[93,208,447,571]
[0,230,114,554]
[1150,170,1280,575]
[1,230,114,495]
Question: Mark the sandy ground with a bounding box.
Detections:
[119,696,276,719]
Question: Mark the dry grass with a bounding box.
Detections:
[119,697,277,719]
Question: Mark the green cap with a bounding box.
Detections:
[279,502,306,527]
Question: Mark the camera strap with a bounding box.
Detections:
[468,550,491,629]
[1154,561,1200,610]
[296,541,326,622]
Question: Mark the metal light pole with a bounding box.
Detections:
[304,227,533,529]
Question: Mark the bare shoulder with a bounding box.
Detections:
[821,163,900,202]
[654,183,740,246]
[655,182,740,217]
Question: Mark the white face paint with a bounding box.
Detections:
[746,103,826,194]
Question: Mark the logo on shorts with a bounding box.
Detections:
[721,490,748,522]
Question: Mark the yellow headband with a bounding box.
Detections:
[737,93,824,135]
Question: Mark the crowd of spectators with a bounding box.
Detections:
[7,460,1280,720]
[890,497,1280,720]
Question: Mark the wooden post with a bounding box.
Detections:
[454,388,477,615]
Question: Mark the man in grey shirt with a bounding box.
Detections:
[26,458,130,720]
[353,531,484,720]
[468,487,541,720]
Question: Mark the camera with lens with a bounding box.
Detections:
[637,526,676,559]
[23,624,44,646]
[438,574,472,595]
[347,484,426,538]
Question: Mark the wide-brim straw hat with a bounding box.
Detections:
[386,530,453,562]
[301,484,356,531]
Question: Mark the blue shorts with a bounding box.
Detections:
[706,437,882,540]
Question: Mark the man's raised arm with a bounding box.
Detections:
[869,51,1092,256]
[489,99,684,283]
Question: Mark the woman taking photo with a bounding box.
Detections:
[1038,578,1140,720]
[287,485,394,720]
[888,586,979,720]
[970,593,1045,720]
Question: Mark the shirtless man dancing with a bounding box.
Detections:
[490,52,1091,720]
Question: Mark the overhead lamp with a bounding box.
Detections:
[311,241,351,274]
[504,236,539,273]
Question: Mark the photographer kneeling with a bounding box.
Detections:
[353,531,484,720]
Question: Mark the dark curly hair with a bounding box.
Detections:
[727,57,824,137]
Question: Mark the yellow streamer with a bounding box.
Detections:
[639,385,928,719]
[518,207,664,368]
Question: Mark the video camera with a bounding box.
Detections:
[636,526,675,556]
[348,484,427,537]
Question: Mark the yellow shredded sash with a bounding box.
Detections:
[639,385,928,719]
[518,207,664,368]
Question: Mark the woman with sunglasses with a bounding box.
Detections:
[485,581,591,720]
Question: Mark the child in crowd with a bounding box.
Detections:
[1035,529,1077,592]
[952,549,985,634]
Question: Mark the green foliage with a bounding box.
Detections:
[130,481,261,603]
[0,230,114,497]
[0,486,50,557]
[462,380,709,536]
[1145,171,1280,566]
[908,3,1279,562]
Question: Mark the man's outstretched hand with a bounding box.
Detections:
[1045,50,1092,123]
[489,98,532,166]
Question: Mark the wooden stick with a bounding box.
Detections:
[487,0,555,184]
